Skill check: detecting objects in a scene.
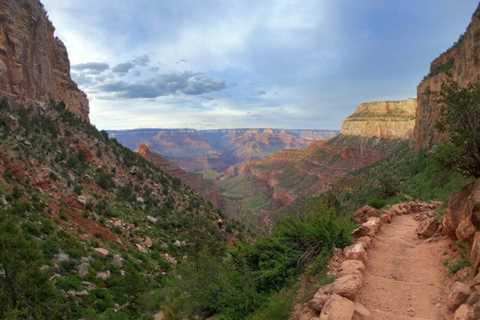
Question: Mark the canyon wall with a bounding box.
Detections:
[0,0,89,120]
[415,4,480,150]
[341,99,417,140]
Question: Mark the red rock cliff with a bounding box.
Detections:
[0,0,89,120]
[415,5,480,150]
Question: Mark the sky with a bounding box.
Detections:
[41,0,479,130]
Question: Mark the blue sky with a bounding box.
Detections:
[42,0,479,130]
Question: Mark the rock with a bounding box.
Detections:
[352,226,370,239]
[456,218,477,241]
[338,260,366,277]
[55,251,70,263]
[144,236,153,248]
[352,302,371,320]
[466,291,480,305]
[473,301,480,319]
[308,292,330,312]
[94,248,110,257]
[112,254,124,268]
[332,274,363,299]
[153,311,165,320]
[356,236,372,249]
[380,213,393,224]
[0,0,89,120]
[454,304,474,320]
[416,217,439,239]
[344,243,367,262]
[362,217,382,236]
[147,215,158,224]
[471,233,480,272]
[319,294,355,320]
[448,282,472,311]
[96,271,111,280]
[78,262,89,278]
[77,195,88,206]
[341,100,417,139]
[352,206,382,224]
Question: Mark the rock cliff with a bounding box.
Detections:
[0,0,89,120]
[415,4,480,150]
[341,99,417,139]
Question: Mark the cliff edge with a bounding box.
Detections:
[0,0,89,120]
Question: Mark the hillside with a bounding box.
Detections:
[109,128,338,172]
[0,1,227,318]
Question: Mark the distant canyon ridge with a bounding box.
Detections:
[108,128,338,173]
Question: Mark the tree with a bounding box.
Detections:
[0,212,68,319]
[437,80,480,177]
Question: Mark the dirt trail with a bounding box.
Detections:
[357,215,449,320]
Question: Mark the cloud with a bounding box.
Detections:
[72,62,110,74]
[132,55,150,66]
[99,72,226,99]
[112,62,135,74]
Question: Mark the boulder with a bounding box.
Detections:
[471,233,480,272]
[362,217,382,236]
[352,226,370,239]
[319,294,355,320]
[332,274,363,299]
[338,260,365,277]
[112,254,124,268]
[448,282,472,311]
[454,304,474,320]
[308,292,330,312]
[153,311,165,320]
[96,271,111,280]
[416,217,439,239]
[356,236,372,249]
[353,206,381,224]
[352,303,372,320]
[78,262,89,278]
[344,243,367,262]
[456,218,477,241]
[299,307,318,320]
[380,213,393,224]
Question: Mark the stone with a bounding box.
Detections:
[456,218,477,241]
[448,282,472,311]
[454,304,474,320]
[352,303,372,320]
[338,260,366,277]
[78,262,89,278]
[362,217,382,236]
[352,206,381,224]
[144,236,153,248]
[96,271,111,280]
[94,248,110,257]
[471,233,480,272]
[308,292,330,312]
[416,217,439,239]
[0,0,89,120]
[332,274,363,299]
[55,251,70,263]
[341,100,417,139]
[380,213,393,224]
[344,243,367,262]
[356,236,372,249]
[112,254,124,268]
[319,294,355,320]
[352,226,370,239]
[147,215,158,224]
[154,311,165,320]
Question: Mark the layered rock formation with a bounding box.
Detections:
[341,99,417,139]
[415,4,480,150]
[0,0,89,120]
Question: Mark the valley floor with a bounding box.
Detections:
[357,215,449,320]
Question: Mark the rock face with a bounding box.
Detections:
[414,5,480,150]
[341,100,417,140]
[0,0,89,120]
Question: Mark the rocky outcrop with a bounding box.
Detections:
[0,0,89,120]
[341,99,417,139]
[414,5,480,150]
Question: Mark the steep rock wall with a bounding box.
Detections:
[415,5,480,150]
[341,99,417,139]
[0,0,89,120]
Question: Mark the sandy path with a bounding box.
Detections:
[357,215,449,320]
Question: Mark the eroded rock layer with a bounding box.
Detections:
[341,99,417,139]
[0,0,89,120]
[415,4,480,150]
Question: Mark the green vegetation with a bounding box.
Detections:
[429,59,455,78]
[160,202,354,320]
[437,80,480,177]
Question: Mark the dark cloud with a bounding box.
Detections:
[99,72,226,99]
[72,62,110,74]
[112,62,135,74]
